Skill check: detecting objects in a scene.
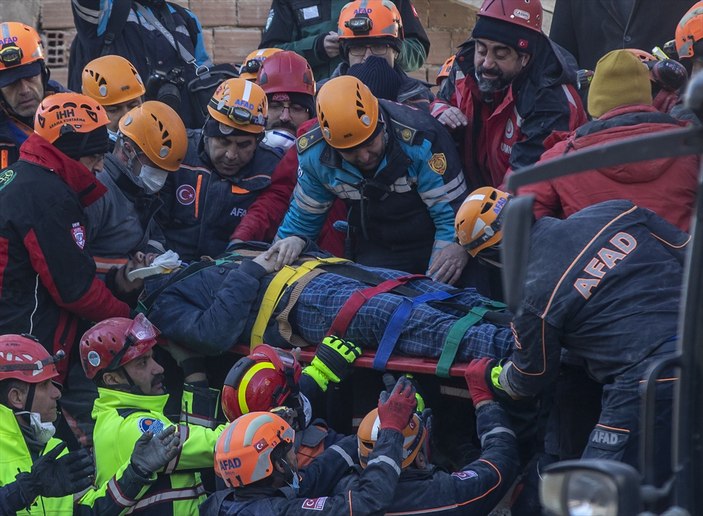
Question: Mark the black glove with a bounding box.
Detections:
[15,442,94,503]
[129,425,181,477]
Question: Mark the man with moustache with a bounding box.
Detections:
[80,314,225,514]
[0,22,64,167]
[157,78,281,261]
[430,0,587,189]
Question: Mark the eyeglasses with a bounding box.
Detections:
[0,45,23,67]
[348,44,391,57]
[268,101,309,117]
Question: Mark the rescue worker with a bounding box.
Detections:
[331,0,434,110]
[258,51,317,154]
[200,376,417,515]
[0,22,63,167]
[520,50,698,232]
[81,55,146,148]
[137,238,513,370]
[80,314,226,514]
[158,78,281,261]
[431,0,587,189]
[85,100,188,278]
[622,49,688,116]
[260,0,430,80]
[231,51,347,255]
[0,334,183,514]
[238,48,283,82]
[69,0,212,128]
[221,340,360,467]
[0,92,130,385]
[465,198,683,484]
[276,76,468,281]
[326,358,520,514]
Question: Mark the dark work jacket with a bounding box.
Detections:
[503,201,686,398]
[549,0,695,70]
[0,136,129,382]
[158,130,281,261]
[0,79,64,168]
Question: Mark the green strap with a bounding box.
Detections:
[436,306,490,378]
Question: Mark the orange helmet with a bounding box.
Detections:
[316,76,379,149]
[207,78,268,135]
[0,335,63,384]
[676,1,703,58]
[34,92,110,144]
[357,408,426,469]
[79,314,160,380]
[119,101,187,171]
[455,187,511,257]
[257,51,316,97]
[436,55,456,86]
[81,55,145,106]
[625,48,657,64]
[239,48,283,81]
[221,345,303,422]
[215,411,295,487]
[338,0,403,41]
[477,0,543,33]
[0,22,45,88]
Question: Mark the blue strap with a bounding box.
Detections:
[373,290,455,371]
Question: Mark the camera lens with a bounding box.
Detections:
[157,83,182,111]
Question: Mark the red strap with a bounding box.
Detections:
[327,274,426,337]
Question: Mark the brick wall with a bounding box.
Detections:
[35,0,481,87]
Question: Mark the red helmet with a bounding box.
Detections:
[478,0,543,33]
[0,335,63,384]
[79,314,160,379]
[221,345,302,422]
[257,51,316,97]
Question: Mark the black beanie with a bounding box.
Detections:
[53,126,109,160]
[471,16,540,55]
[347,56,403,102]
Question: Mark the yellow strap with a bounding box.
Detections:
[250,257,348,348]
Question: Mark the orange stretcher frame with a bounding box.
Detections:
[230,344,468,378]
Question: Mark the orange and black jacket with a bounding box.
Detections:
[0,134,129,382]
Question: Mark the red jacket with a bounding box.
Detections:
[0,135,130,381]
[520,104,698,232]
[431,38,587,189]
[231,119,346,256]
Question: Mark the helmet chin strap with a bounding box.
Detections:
[108,367,146,396]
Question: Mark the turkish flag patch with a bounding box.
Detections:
[301,497,327,510]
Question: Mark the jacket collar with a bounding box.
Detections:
[19,134,107,207]
[95,387,169,414]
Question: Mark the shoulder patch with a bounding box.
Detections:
[301,497,327,510]
[0,169,15,191]
[391,118,419,145]
[297,126,324,153]
[428,153,447,175]
[137,417,166,435]
[452,470,478,480]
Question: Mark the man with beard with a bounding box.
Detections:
[157,78,281,261]
[0,22,64,167]
[430,0,587,189]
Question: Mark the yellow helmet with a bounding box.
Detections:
[119,101,187,171]
[316,76,379,149]
[455,187,511,257]
[81,55,145,106]
[207,78,268,135]
[239,48,283,81]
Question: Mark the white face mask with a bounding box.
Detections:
[138,164,169,194]
[18,411,56,445]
